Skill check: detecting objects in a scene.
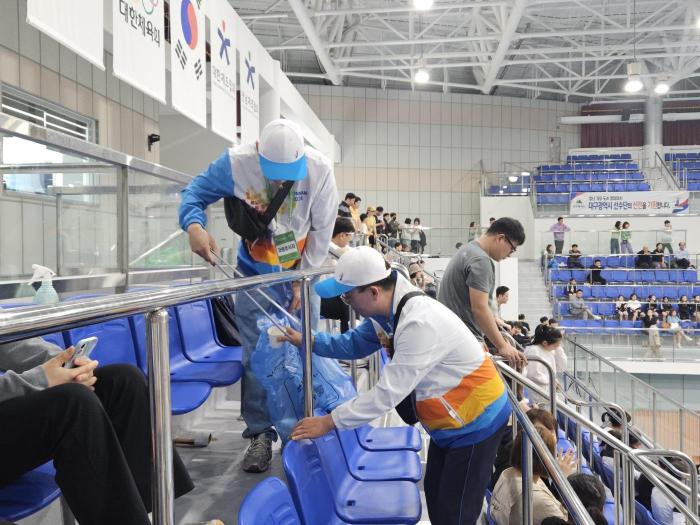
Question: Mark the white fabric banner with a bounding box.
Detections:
[169,0,207,127]
[27,0,104,69]
[208,0,237,143]
[112,0,166,103]
[238,31,260,143]
[569,191,690,216]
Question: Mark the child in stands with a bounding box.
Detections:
[566,278,579,299]
[626,293,642,321]
[678,295,691,320]
[616,295,629,320]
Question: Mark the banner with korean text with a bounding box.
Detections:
[169,0,206,126]
[208,0,237,143]
[569,191,690,216]
[27,0,104,69]
[113,0,165,103]
[238,30,260,143]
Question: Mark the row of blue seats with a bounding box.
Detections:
[674,171,700,181]
[551,256,687,269]
[557,302,700,321]
[559,318,700,331]
[670,162,700,170]
[552,284,700,300]
[665,152,700,160]
[239,423,423,524]
[0,299,244,522]
[535,172,644,182]
[549,268,698,283]
[540,163,638,171]
[568,153,633,161]
[689,182,700,191]
[538,182,650,193]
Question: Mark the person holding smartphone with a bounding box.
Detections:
[0,336,194,525]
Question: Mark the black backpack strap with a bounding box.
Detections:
[260,180,295,225]
[391,290,426,427]
[393,291,426,334]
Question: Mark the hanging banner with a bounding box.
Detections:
[569,191,690,216]
[238,31,260,143]
[27,0,104,69]
[208,0,237,143]
[169,0,207,127]
[113,0,165,103]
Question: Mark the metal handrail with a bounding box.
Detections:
[503,375,595,525]
[0,267,333,524]
[496,360,700,524]
[566,338,700,427]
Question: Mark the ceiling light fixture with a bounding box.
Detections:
[414,67,430,83]
[624,62,643,93]
[696,16,700,28]
[654,81,670,95]
[413,0,434,10]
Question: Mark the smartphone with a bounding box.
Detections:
[65,336,98,369]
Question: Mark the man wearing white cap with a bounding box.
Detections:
[283,247,510,525]
[178,119,337,473]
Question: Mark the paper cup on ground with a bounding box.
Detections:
[267,326,285,348]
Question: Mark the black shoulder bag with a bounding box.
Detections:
[391,291,426,426]
[223,180,295,242]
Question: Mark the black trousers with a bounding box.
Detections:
[424,421,507,525]
[320,296,350,333]
[0,364,194,525]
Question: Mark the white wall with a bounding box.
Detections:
[496,257,519,320]
[296,84,580,256]
[480,196,536,260]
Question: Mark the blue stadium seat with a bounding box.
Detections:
[648,286,664,299]
[572,270,587,282]
[641,270,655,282]
[635,501,661,525]
[559,303,571,316]
[553,270,571,282]
[605,287,620,299]
[131,312,243,387]
[586,319,604,329]
[41,332,67,349]
[592,286,607,299]
[663,287,679,300]
[283,439,421,525]
[238,477,301,525]
[0,462,60,522]
[612,270,628,282]
[332,429,422,482]
[604,320,620,329]
[596,303,616,317]
[605,257,620,268]
[354,426,422,452]
[683,270,697,282]
[580,287,592,299]
[174,300,242,363]
[66,317,213,415]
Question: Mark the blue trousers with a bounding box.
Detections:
[234,276,320,439]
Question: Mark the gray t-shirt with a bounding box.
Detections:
[437,240,495,340]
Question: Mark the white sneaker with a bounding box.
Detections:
[594,315,601,320]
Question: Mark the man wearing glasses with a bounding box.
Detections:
[438,217,527,368]
[283,246,510,525]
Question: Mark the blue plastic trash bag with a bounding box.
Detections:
[250,316,356,442]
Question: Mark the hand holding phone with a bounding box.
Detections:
[65,336,98,369]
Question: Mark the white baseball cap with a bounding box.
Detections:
[258,119,308,181]
[315,246,392,298]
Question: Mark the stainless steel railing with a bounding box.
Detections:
[0,267,333,525]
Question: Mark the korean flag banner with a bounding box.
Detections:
[113,0,166,103]
[169,0,206,127]
[208,0,238,143]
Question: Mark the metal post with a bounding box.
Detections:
[301,278,314,417]
[55,194,63,276]
[652,392,657,445]
[348,307,358,388]
[117,166,129,287]
[146,309,174,525]
[576,405,583,474]
[613,450,621,525]
[679,408,685,452]
[521,434,534,525]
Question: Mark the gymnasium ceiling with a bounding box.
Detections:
[232,0,700,102]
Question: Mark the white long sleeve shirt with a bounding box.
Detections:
[524,344,567,391]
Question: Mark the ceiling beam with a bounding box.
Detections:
[287,0,342,84]
[481,0,529,93]
[310,2,510,17]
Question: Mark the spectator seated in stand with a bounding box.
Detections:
[616,295,629,320]
[635,246,653,269]
[588,259,607,285]
[542,473,608,525]
[566,278,579,299]
[567,244,584,269]
[652,243,667,269]
[518,314,531,335]
[569,290,601,320]
[626,293,642,322]
[674,242,691,269]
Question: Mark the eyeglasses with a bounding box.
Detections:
[504,236,517,254]
[340,286,368,305]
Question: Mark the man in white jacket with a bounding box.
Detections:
[179,119,338,472]
[284,247,510,525]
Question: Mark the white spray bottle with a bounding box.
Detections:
[28,264,59,305]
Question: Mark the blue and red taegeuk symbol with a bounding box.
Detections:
[180,0,198,50]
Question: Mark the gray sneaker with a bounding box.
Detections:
[242,433,273,473]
